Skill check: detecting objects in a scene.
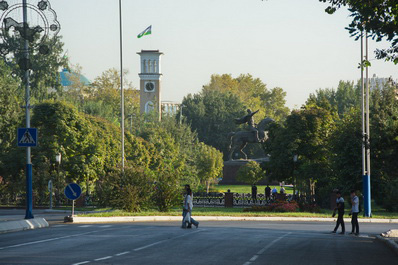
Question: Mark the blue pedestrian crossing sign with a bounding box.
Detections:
[64,183,82,200]
[17,128,37,147]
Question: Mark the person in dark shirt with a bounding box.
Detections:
[332,191,345,234]
[251,185,257,203]
[265,185,271,202]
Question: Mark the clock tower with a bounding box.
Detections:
[137,50,163,117]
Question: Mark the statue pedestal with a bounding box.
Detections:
[220,157,270,185]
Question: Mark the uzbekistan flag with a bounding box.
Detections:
[137,25,152,38]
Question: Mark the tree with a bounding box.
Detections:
[196,142,224,193]
[90,68,140,121]
[0,61,23,204]
[182,90,246,158]
[202,74,290,122]
[368,84,398,211]
[265,106,335,203]
[306,80,360,118]
[0,60,22,154]
[236,161,265,185]
[1,35,68,101]
[320,0,398,64]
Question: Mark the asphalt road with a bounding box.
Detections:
[0,221,397,265]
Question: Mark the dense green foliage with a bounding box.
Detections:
[1,31,397,213]
[266,80,398,210]
[182,74,290,158]
[236,161,266,185]
[320,0,398,64]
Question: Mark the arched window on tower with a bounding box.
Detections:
[148,60,152,73]
[153,60,157,73]
[145,101,154,113]
[142,60,146,73]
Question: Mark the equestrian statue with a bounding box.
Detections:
[228,109,274,160]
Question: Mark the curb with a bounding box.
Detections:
[376,235,398,256]
[70,216,398,224]
[0,218,49,234]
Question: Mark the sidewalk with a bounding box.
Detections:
[70,215,398,224]
[0,218,49,234]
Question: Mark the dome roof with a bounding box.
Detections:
[59,69,91,87]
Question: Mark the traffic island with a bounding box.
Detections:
[376,230,398,256]
[0,218,49,234]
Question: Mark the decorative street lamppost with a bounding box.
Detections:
[0,0,60,219]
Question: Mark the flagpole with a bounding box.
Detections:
[119,0,125,171]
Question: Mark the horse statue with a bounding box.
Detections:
[227,117,274,161]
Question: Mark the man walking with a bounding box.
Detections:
[350,190,360,235]
[332,191,345,234]
[265,185,271,202]
[251,185,257,203]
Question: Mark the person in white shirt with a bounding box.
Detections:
[182,186,199,229]
[350,190,359,235]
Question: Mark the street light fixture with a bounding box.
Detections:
[179,104,185,125]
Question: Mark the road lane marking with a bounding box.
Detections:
[134,230,203,251]
[70,229,204,265]
[52,225,67,228]
[99,225,112,228]
[78,225,93,228]
[0,230,102,250]
[115,251,130,256]
[71,261,90,265]
[242,232,292,265]
[257,232,292,255]
[94,256,112,261]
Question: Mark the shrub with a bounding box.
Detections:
[244,201,299,212]
[236,161,265,185]
[96,166,153,212]
[298,202,321,213]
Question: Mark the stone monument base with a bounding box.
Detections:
[220,157,273,185]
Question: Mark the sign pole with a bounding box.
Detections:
[48,180,53,210]
[23,0,33,220]
[72,200,75,216]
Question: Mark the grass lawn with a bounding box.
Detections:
[54,207,112,212]
[214,184,293,194]
[80,206,398,219]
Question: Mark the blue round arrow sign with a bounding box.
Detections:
[64,183,82,200]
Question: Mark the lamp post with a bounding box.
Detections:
[128,114,133,133]
[55,152,61,208]
[361,31,371,217]
[179,104,185,125]
[293,154,298,197]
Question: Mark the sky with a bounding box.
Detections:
[46,0,397,109]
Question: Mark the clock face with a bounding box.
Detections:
[145,82,155,92]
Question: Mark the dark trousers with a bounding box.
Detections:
[351,212,359,234]
[334,213,345,233]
